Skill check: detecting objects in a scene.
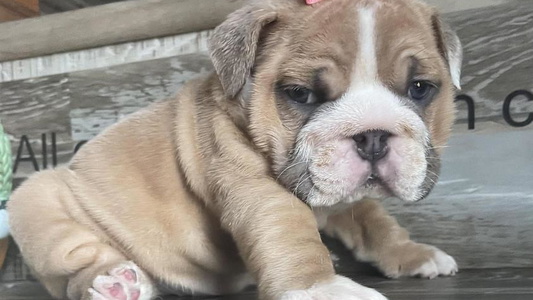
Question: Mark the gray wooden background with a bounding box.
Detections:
[0,1,532,271]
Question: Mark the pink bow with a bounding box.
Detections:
[306,0,324,4]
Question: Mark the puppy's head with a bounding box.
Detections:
[210,0,462,207]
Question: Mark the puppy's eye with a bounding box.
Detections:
[408,81,436,102]
[284,86,315,104]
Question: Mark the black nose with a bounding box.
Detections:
[353,130,391,162]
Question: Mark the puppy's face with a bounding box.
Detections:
[211,0,462,207]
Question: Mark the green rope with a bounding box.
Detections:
[0,121,12,209]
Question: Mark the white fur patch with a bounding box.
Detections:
[377,136,428,201]
[280,275,388,300]
[410,248,459,279]
[356,7,378,82]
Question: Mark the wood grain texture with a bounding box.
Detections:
[1,268,533,299]
[40,0,125,15]
[0,30,213,83]
[449,2,533,122]
[0,0,246,62]
[424,0,527,13]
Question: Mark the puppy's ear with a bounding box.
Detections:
[209,7,277,98]
[431,13,463,89]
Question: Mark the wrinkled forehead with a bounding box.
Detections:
[270,0,444,85]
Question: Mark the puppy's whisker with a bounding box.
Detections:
[276,161,309,182]
[429,145,450,150]
[426,169,439,175]
[417,56,441,61]
[291,173,307,195]
[426,168,439,174]
[412,48,426,57]
[306,182,317,200]
[293,174,309,194]
[426,170,440,179]
[290,195,295,209]
[293,174,312,196]
[425,177,438,184]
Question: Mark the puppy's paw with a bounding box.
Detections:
[280,275,388,300]
[409,247,458,279]
[88,261,155,300]
[378,242,458,279]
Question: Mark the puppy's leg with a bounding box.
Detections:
[209,167,386,299]
[8,170,156,300]
[214,182,387,300]
[324,199,458,279]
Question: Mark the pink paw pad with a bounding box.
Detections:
[111,267,137,284]
[89,262,148,300]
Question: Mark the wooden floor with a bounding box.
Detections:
[1,236,533,299]
[2,268,533,300]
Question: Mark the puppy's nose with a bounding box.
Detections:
[353,130,391,162]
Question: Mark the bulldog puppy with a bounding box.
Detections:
[8,0,462,299]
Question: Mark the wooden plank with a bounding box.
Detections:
[0,30,213,83]
[0,238,8,269]
[424,0,525,13]
[0,0,39,22]
[2,268,533,299]
[40,0,124,15]
[0,0,246,62]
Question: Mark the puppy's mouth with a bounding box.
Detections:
[362,171,395,193]
[364,173,380,186]
[299,168,394,204]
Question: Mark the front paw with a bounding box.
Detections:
[280,275,387,300]
[378,242,458,279]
